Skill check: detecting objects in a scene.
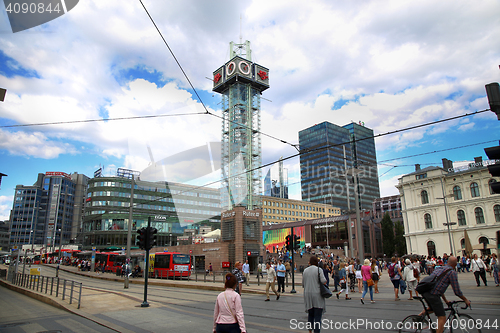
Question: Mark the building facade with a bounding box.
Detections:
[9,172,89,252]
[261,195,341,225]
[397,160,500,257]
[372,195,402,220]
[263,157,288,199]
[83,176,221,250]
[299,121,380,213]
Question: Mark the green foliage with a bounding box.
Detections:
[381,213,395,256]
[394,221,407,256]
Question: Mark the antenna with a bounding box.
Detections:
[239,14,242,44]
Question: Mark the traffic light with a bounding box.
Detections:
[137,228,146,250]
[485,82,500,120]
[484,145,500,194]
[285,235,292,251]
[146,227,158,251]
[293,235,301,251]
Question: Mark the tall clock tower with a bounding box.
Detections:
[213,41,269,211]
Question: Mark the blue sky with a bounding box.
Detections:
[1,0,499,220]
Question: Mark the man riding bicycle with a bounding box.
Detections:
[418,256,471,333]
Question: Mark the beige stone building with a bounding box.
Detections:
[261,195,341,225]
[397,159,500,257]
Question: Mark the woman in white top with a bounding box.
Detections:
[471,254,488,287]
[355,260,363,293]
[371,261,381,293]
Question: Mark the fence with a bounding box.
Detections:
[12,272,82,309]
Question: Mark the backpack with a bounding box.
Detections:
[415,267,451,294]
[388,263,396,278]
[413,267,419,279]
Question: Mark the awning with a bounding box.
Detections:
[472,243,496,250]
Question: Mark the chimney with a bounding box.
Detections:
[415,164,421,171]
[474,156,483,165]
[442,158,453,170]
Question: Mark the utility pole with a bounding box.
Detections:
[125,174,134,289]
[344,146,354,258]
[290,227,296,293]
[141,216,151,307]
[353,172,364,262]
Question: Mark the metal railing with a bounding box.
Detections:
[12,272,82,309]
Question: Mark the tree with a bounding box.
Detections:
[394,221,407,256]
[381,213,395,257]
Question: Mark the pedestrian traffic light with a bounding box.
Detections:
[484,145,500,194]
[285,235,292,251]
[137,228,146,250]
[293,235,301,251]
[485,82,500,120]
[146,227,157,251]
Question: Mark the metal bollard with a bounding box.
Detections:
[78,283,82,309]
[62,279,67,300]
[40,276,44,293]
[45,276,49,294]
[51,277,54,295]
[70,281,74,304]
[213,271,216,283]
[257,272,260,286]
[56,278,60,297]
[37,274,40,291]
[195,270,197,282]
[29,275,33,289]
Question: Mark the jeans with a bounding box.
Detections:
[277,276,285,292]
[474,270,487,286]
[307,307,323,333]
[333,276,340,291]
[362,280,373,301]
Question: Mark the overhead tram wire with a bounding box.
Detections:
[138,0,298,150]
[0,112,205,128]
[128,108,492,208]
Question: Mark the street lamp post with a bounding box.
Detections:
[438,177,455,255]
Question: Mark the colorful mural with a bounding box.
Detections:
[263,226,305,253]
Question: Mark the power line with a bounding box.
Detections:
[138,0,298,149]
[0,112,205,128]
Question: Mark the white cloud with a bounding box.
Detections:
[0,195,13,221]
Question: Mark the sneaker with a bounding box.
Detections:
[336,293,339,299]
[360,298,364,304]
[371,301,375,303]
[265,299,270,301]
[276,294,280,300]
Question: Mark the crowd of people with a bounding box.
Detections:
[212,250,498,333]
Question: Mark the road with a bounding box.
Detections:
[1,265,499,332]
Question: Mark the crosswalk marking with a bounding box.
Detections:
[19,323,46,333]
[56,318,101,333]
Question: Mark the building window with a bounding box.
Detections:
[453,186,462,200]
[470,182,480,198]
[489,179,498,195]
[424,213,432,229]
[427,241,436,257]
[494,205,500,222]
[416,173,427,180]
[457,210,466,226]
[421,190,429,204]
[474,207,485,224]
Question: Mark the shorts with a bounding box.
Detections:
[355,271,362,279]
[422,292,445,317]
[372,273,379,281]
[391,279,400,289]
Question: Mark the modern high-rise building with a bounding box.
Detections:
[213,40,269,211]
[299,121,380,213]
[10,172,89,251]
[263,157,288,199]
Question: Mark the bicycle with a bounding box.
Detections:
[399,296,481,333]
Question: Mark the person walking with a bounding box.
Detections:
[332,260,340,292]
[360,259,374,304]
[389,256,403,301]
[471,253,487,286]
[347,260,356,293]
[264,262,280,301]
[232,262,245,295]
[276,259,286,293]
[371,260,380,293]
[490,253,499,287]
[302,256,327,333]
[402,258,418,300]
[242,260,250,286]
[336,262,351,300]
[355,260,363,293]
[213,273,247,333]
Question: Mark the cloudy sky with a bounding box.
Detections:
[1,0,499,220]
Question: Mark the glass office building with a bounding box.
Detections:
[299,121,380,213]
[83,177,221,250]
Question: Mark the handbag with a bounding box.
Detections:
[415,267,451,294]
[318,267,333,298]
[367,278,374,287]
[475,260,486,274]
